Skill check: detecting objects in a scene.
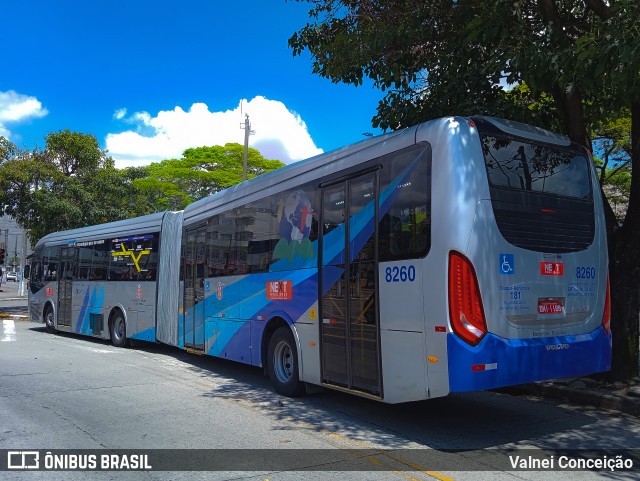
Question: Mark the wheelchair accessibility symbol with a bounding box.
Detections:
[500,254,515,275]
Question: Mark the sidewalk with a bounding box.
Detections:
[0,280,28,303]
[502,377,640,416]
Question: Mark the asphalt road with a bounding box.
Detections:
[1,315,639,481]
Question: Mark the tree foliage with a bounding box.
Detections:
[45,129,111,176]
[290,2,637,133]
[0,132,148,243]
[290,0,640,379]
[593,115,632,223]
[0,137,18,162]
[134,143,285,211]
[0,136,285,244]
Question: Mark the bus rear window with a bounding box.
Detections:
[481,135,592,200]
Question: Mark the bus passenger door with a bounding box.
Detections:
[320,172,381,397]
[57,247,76,327]
[183,226,206,351]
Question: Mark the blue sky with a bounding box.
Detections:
[1,1,383,167]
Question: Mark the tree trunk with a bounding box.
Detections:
[556,89,639,381]
[609,239,640,380]
[608,101,640,380]
[552,86,590,147]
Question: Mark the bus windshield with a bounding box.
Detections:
[481,135,592,200]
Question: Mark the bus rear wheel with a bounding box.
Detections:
[267,326,305,397]
[110,312,129,348]
[44,305,55,334]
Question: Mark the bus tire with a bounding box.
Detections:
[110,311,129,348]
[44,305,56,334]
[267,326,305,397]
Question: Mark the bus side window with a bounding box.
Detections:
[47,264,56,281]
[243,198,276,274]
[378,146,432,261]
[91,242,109,281]
[205,216,220,277]
[32,261,43,283]
[29,260,44,293]
[384,215,404,256]
[43,246,59,281]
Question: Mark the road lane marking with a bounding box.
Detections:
[326,432,456,481]
[1,319,16,341]
[212,396,458,481]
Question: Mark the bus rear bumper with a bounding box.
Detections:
[447,327,612,393]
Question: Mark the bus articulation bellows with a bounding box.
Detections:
[27,116,612,403]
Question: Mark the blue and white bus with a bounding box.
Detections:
[28,116,611,403]
[26,212,182,347]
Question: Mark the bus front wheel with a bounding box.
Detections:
[267,326,305,397]
[110,312,129,348]
[44,305,55,334]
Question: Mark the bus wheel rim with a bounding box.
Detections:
[273,339,293,383]
[115,319,124,339]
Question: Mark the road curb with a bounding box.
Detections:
[502,382,640,416]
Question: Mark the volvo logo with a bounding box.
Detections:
[546,344,570,351]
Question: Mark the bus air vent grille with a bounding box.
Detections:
[492,200,595,254]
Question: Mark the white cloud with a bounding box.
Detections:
[106,96,323,168]
[113,108,127,120]
[0,90,48,139]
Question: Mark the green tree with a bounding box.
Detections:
[0,148,56,243]
[0,131,149,243]
[0,137,18,162]
[136,143,285,211]
[593,116,632,224]
[290,0,640,379]
[45,129,111,176]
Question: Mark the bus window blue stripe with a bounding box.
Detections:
[75,285,106,335]
[324,156,419,266]
[252,272,321,321]
[91,286,105,335]
[217,321,252,362]
[379,154,419,211]
[202,270,320,352]
[131,326,155,341]
[206,267,345,359]
[185,158,419,355]
[203,159,418,319]
[207,320,249,357]
[74,287,91,334]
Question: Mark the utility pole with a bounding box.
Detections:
[3,229,7,284]
[18,233,27,297]
[240,114,255,181]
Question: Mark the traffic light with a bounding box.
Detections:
[0,248,5,265]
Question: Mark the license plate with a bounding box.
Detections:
[538,298,564,315]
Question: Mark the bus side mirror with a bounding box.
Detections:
[23,265,30,280]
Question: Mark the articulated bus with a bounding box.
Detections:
[27,116,611,403]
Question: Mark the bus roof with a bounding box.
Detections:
[33,115,573,247]
[182,123,419,224]
[34,211,168,249]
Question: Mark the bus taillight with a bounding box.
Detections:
[448,251,487,346]
[602,273,611,335]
